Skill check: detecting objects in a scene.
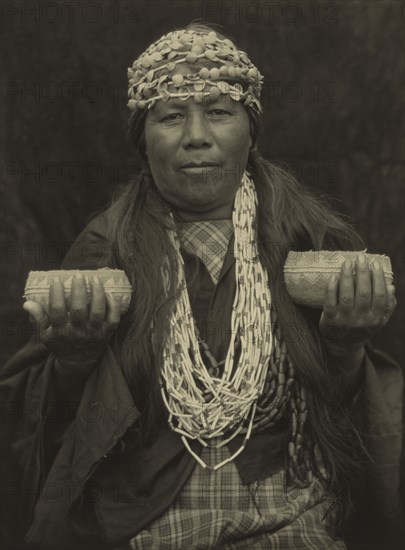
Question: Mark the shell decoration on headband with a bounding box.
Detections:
[127,29,264,114]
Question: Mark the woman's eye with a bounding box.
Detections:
[161,113,183,122]
[209,109,232,117]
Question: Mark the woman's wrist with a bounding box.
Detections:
[54,356,98,377]
[323,342,365,362]
[53,357,96,401]
[324,342,365,393]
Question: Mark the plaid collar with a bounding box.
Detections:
[176,220,234,285]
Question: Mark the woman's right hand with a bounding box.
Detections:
[23,273,122,377]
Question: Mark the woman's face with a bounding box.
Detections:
[144,94,252,221]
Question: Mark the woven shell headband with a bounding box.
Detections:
[127,29,264,114]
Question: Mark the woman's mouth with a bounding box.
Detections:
[180,162,220,175]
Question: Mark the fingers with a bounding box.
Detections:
[354,254,372,314]
[83,279,122,337]
[105,292,121,333]
[339,259,355,313]
[370,261,387,315]
[88,276,106,326]
[49,278,68,326]
[355,255,392,319]
[384,283,397,321]
[322,274,338,320]
[70,273,88,325]
[23,301,50,332]
[25,275,122,344]
[324,254,392,318]
[320,254,395,351]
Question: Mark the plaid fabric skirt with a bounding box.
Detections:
[127,444,346,550]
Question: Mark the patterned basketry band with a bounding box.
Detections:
[24,268,133,314]
[284,251,393,308]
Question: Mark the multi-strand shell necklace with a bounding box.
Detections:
[159,172,314,479]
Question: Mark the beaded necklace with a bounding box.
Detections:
[156,171,328,486]
[160,171,302,472]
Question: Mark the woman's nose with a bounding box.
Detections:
[182,113,213,149]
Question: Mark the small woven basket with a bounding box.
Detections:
[284,251,393,308]
[24,268,133,314]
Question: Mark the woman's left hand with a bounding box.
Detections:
[319,253,396,355]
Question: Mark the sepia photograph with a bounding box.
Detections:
[1,1,403,549]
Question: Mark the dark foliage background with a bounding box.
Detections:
[0,0,404,548]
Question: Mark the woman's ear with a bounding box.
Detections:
[248,119,257,152]
[245,103,262,153]
[249,133,258,154]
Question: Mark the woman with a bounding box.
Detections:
[2,23,403,549]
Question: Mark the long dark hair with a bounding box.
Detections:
[108,22,370,533]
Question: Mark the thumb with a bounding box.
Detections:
[23,301,50,330]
